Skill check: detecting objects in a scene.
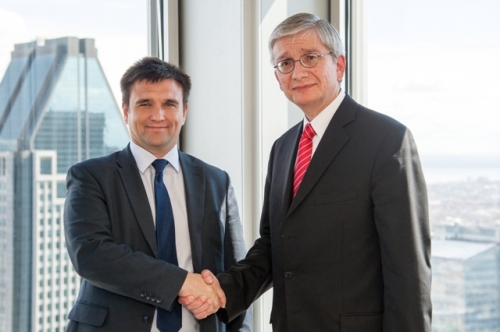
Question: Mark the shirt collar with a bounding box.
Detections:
[129,141,180,173]
[303,90,346,140]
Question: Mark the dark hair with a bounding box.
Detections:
[120,57,191,106]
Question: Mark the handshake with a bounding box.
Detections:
[178,270,225,319]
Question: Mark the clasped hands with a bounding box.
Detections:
[178,270,223,319]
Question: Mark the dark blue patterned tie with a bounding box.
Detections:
[152,159,182,332]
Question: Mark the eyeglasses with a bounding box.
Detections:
[274,52,333,74]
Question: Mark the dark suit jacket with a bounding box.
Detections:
[217,95,431,332]
[64,145,251,332]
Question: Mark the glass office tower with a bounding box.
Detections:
[0,37,129,332]
[432,240,500,332]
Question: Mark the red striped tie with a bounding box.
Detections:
[293,123,316,197]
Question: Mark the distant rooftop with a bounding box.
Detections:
[432,239,497,260]
[11,37,97,58]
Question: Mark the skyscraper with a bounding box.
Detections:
[0,37,129,332]
[432,239,500,331]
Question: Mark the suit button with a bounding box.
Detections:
[156,297,163,304]
[143,315,152,324]
[146,294,150,300]
[140,292,146,298]
[151,296,157,302]
[285,271,293,279]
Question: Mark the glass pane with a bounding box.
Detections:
[366,0,500,330]
[0,1,146,331]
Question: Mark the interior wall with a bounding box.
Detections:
[177,1,342,330]
[179,0,244,206]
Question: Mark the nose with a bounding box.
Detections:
[150,105,165,121]
[291,61,308,79]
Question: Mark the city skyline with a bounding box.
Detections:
[0,36,129,332]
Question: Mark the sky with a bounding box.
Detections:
[0,0,499,163]
[365,0,500,160]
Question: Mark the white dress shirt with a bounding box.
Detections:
[294,90,345,173]
[303,90,346,157]
[130,142,198,332]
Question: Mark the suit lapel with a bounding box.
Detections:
[275,123,302,218]
[179,152,204,272]
[287,95,357,218]
[116,145,158,257]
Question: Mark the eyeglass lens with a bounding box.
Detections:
[277,54,319,73]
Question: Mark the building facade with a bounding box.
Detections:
[432,240,500,332]
[0,37,129,332]
[0,151,14,332]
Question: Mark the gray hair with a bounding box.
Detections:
[268,13,345,64]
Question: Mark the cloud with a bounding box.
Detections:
[0,8,29,75]
[366,40,500,156]
[0,8,25,36]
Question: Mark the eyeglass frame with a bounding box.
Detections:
[273,52,333,74]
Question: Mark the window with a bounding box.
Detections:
[56,182,66,199]
[0,1,145,331]
[40,158,52,175]
[0,157,5,176]
[365,0,500,330]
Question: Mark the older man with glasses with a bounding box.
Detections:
[182,12,432,332]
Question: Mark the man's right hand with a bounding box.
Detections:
[178,270,224,319]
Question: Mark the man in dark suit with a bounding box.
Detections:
[64,57,251,332]
[183,12,431,332]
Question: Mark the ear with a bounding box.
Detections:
[336,55,346,82]
[274,71,283,91]
[122,103,129,124]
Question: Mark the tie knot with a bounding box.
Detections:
[302,123,316,140]
[152,159,168,173]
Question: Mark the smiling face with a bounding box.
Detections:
[273,30,346,120]
[122,78,187,158]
